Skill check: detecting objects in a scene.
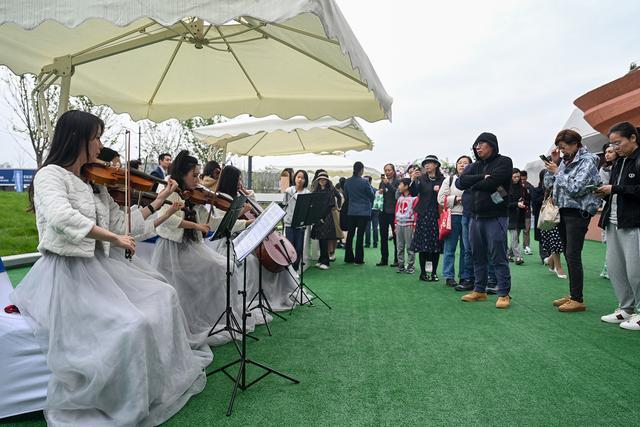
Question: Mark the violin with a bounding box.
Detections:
[182,186,217,205]
[108,187,173,208]
[84,162,165,192]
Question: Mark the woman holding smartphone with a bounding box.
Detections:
[543,129,601,312]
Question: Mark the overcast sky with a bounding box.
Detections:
[2,0,640,170]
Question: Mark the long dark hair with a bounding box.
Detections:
[172,150,200,242]
[217,165,242,197]
[201,160,221,178]
[28,110,104,212]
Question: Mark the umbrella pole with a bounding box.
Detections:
[247,156,253,189]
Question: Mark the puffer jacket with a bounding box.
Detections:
[543,146,601,215]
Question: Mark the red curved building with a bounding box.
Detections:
[574,67,640,133]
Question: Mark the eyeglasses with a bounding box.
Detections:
[609,141,622,146]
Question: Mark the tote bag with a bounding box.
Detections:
[537,194,560,231]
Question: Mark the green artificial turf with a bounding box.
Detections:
[0,193,38,257]
[2,242,640,426]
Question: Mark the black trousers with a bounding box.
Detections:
[345,215,369,263]
[318,239,330,266]
[378,212,397,264]
[558,208,591,302]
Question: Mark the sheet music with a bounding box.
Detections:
[233,202,286,262]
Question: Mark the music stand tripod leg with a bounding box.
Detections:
[224,258,298,416]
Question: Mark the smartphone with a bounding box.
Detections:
[584,184,598,192]
[539,154,550,162]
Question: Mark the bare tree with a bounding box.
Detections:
[1,70,58,167]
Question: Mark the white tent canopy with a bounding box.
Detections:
[193,115,373,157]
[0,0,392,123]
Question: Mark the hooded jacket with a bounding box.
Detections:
[599,146,640,229]
[456,133,513,218]
[543,146,601,216]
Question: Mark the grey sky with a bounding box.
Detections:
[2,0,639,170]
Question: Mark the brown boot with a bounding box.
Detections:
[558,299,586,312]
[553,295,571,307]
[496,295,511,309]
[461,291,487,302]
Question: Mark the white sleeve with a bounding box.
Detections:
[34,168,95,244]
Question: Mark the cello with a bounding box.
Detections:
[214,190,298,272]
[239,188,298,273]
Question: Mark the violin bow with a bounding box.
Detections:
[124,130,133,260]
[138,154,149,207]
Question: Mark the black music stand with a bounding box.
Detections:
[287,192,332,313]
[247,242,287,337]
[208,194,257,351]
[209,205,299,416]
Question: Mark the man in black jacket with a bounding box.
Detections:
[456,132,513,309]
[377,163,400,267]
[597,122,640,331]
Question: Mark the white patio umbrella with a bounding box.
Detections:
[0,0,392,135]
[193,115,373,158]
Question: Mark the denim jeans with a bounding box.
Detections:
[460,215,475,282]
[365,210,380,246]
[285,226,305,271]
[443,214,465,280]
[469,216,512,297]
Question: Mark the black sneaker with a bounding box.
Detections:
[515,258,524,265]
[431,273,439,282]
[390,262,399,268]
[455,279,474,292]
[397,268,406,273]
[486,283,498,295]
[419,273,430,282]
[376,261,388,267]
[445,278,458,287]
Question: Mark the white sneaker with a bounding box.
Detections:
[524,247,532,255]
[543,257,550,265]
[620,314,640,331]
[601,308,631,324]
[329,255,337,262]
[317,263,329,270]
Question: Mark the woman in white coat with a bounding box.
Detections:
[10,110,212,427]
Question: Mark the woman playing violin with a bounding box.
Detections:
[151,151,255,344]
[211,165,300,315]
[10,110,212,426]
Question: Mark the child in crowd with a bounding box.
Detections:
[394,178,419,273]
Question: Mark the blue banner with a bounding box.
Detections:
[0,169,36,190]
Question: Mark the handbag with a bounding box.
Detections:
[331,207,342,238]
[438,195,452,240]
[537,194,560,231]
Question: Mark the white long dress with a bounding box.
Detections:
[10,165,212,427]
[151,192,256,346]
